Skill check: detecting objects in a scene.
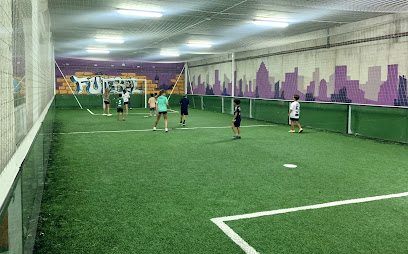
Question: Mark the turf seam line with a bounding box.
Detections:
[211,191,408,254]
[55,125,275,135]
[86,109,95,115]
[91,112,180,116]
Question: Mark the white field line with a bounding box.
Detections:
[178,125,274,131]
[87,109,95,115]
[211,191,408,254]
[92,111,179,116]
[56,125,275,135]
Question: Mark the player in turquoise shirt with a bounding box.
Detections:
[153,90,171,132]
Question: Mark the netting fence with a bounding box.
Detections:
[187,94,408,143]
[1,0,55,252]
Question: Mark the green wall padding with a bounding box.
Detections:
[187,95,201,110]
[252,99,289,124]
[168,95,184,108]
[203,96,222,113]
[301,103,348,133]
[350,105,408,143]
[223,97,233,115]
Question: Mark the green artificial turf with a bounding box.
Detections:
[227,197,408,254]
[34,108,408,253]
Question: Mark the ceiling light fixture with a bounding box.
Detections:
[187,43,212,48]
[252,20,289,27]
[87,49,110,54]
[117,9,163,17]
[95,38,124,43]
[160,52,180,57]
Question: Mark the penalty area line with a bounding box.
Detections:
[56,125,275,135]
[211,191,408,254]
[87,109,95,115]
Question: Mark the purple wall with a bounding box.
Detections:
[192,62,408,106]
[56,58,184,90]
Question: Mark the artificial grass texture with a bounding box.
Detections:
[227,198,408,253]
[34,109,408,253]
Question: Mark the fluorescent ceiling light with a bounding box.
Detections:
[187,43,212,48]
[117,9,163,17]
[95,38,124,44]
[160,52,180,57]
[87,49,110,54]
[252,20,289,27]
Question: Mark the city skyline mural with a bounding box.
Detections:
[190,62,407,107]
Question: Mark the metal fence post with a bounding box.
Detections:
[347,104,352,134]
[201,96,204,110]
[249,99,253,118]
[222,96,224,113]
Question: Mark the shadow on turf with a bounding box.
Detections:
[206,138,240,145]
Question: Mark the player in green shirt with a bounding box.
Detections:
[116,93,125,121]
[153,90,171,132]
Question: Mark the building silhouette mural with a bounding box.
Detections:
[191,62,407,107]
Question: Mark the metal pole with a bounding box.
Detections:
[55,61,83,109]
[249,99,253,118]
[184,63,188,94]
[144,79,147,109]
[347,104,352,134]
[231,52,235,114]
[168,65,186,101]
[188,67,194,95]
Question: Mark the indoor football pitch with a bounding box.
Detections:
[34,108,408,254]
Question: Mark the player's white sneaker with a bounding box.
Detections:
[103,113,107,116]
[153,127,157,131]
[165,128,168,132]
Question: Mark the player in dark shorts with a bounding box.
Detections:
[179,94,189,126]
[232,99,241,139]
[116,93,125,121]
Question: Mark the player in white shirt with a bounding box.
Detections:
[288,94,303,133]
[122,89,130,115]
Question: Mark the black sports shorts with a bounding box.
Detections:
[234,119,241,127]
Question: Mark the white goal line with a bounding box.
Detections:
[87,108,179,116]
[211,191,408,254]
[56,125,275,135]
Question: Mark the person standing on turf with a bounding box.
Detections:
[179,94,189,126]
[153,90,171,132]
[117,93,125,121]
[148,94,156,117]
[122,89,130,115]
[103,88,111,116]
[288,94,303,133]
[232,99,242,139]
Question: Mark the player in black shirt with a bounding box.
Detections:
[180,94,189,126]
[232,99,241,139]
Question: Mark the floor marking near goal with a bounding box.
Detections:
[91,111,180,116]
[211,191,408,254]
[56,125,275,135]
[87,109,95,115]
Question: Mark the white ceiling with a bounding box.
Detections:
[48,0,408,63]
